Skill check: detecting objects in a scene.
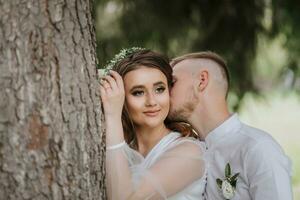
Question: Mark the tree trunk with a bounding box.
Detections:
[0,0,106,199]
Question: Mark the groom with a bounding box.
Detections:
[168,51,293,199]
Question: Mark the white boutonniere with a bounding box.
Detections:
[216,163,239,200]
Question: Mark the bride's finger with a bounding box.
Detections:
[99,85,107,101]
[100,79,111,90]
[102,75,118,90]
[109,70,124,88]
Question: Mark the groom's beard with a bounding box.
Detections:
[168,94,198,122]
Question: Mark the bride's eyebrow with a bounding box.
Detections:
[129,81,166,92]
[153,81,166,86]
[129,85,144,92]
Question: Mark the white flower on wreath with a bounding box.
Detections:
[216,163,239,200]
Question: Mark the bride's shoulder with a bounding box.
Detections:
[167,132,205,154]
[171,131,203,144]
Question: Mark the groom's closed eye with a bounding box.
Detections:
[171,79,177,87]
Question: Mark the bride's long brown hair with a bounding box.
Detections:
[112,49,198,149]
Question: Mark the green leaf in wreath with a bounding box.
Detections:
[232,172,240,181]
[225,163,231,178]
[216,178,223,189]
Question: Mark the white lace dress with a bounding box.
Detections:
[106,132,207,200]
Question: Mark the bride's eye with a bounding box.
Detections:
[155,86,166,94]
[132,90,144,96]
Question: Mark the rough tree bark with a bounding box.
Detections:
[0,0,106,199]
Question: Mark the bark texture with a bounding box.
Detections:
[0,0,106,199]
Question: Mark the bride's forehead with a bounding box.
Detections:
[125,67,166,78]
[129,66,162,73]
[124,68,167,85]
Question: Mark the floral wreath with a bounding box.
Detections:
[98,47,145,77]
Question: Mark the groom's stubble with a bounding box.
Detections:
[168,87,199,122]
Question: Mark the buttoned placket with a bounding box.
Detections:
[202,143,209,200]
[201,114,242,200]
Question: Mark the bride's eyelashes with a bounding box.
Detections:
[130,86,166,97]
[155,86,166,94]
[132,90,144,96]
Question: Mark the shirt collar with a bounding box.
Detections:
[205,113,241,148]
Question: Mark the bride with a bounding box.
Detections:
[100,48,207,200]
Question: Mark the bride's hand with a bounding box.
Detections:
[100,70,125,118]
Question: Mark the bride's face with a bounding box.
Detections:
[123,66,170,128]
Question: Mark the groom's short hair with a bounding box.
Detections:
[171,51,230,97]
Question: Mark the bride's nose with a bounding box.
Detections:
[145,92,157,107]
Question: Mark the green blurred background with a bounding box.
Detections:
[93,0,300,197]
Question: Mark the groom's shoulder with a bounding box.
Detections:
[239,123,272,141]
[237,122,283,153]
[237,123,292,173]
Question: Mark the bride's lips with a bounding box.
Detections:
[143,109,161,117]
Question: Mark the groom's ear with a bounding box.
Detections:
[197,70,209,92]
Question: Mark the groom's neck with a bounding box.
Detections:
[189,104,230,140]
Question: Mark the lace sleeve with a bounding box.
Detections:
[106,138,206,200]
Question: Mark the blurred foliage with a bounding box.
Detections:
[93,0,300,109]
[272,0,300,91]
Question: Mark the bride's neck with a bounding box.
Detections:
[135,124,170,157]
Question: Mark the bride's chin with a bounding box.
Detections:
[142,118,165,128]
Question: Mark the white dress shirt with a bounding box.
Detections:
[204,114,293,200]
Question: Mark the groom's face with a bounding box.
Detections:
[168,60,198,121]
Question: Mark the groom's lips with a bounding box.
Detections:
[143,109,161,117]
